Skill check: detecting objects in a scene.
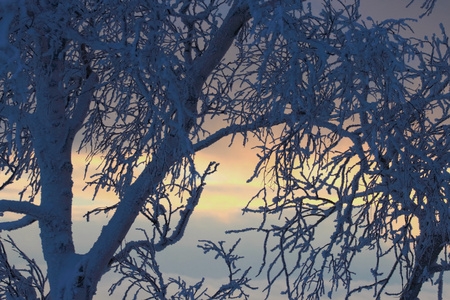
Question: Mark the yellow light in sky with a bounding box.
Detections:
[67,133,263,223]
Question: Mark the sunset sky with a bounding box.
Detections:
[2,0,450,299]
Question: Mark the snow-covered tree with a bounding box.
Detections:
[0,0,448,299]
[237,3,450,300]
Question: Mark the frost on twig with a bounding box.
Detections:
[0,0,448,298]
[0,236,47,299]
[198,239,257,299]
[110,230,255,300]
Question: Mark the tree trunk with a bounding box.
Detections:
[34,121,79,298]
[400,232,444,300]
[33,39,80,297]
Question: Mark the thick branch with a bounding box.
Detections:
[68,45,99,136]
[153,191,201,251]
[0,1,15,49]
[400,234,445,299]
[0,104,25,120]
[430,262,450,273]
[68,72,99,136]
[0,215,36,231]
[109,190,202,263]
[0,199,43,219]
[193,113,287,152]
[111,162,218,267]
[189,2,251,94]
[82,140,179,295]
[77,4,251,295]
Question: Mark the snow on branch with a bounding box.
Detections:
[0,200,43,220]
[111,232,255,299]
[198,239,256,299]
[0,215,36,232]
[193,113,288,152]
[110,161,220,260]
[190,3,251,94]
[0,0,448,298]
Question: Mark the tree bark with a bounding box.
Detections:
[400,232,444,299]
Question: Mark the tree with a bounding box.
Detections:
[235,3,450,300]
[0,0,448,299]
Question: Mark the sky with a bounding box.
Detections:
[2,0,450,299]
